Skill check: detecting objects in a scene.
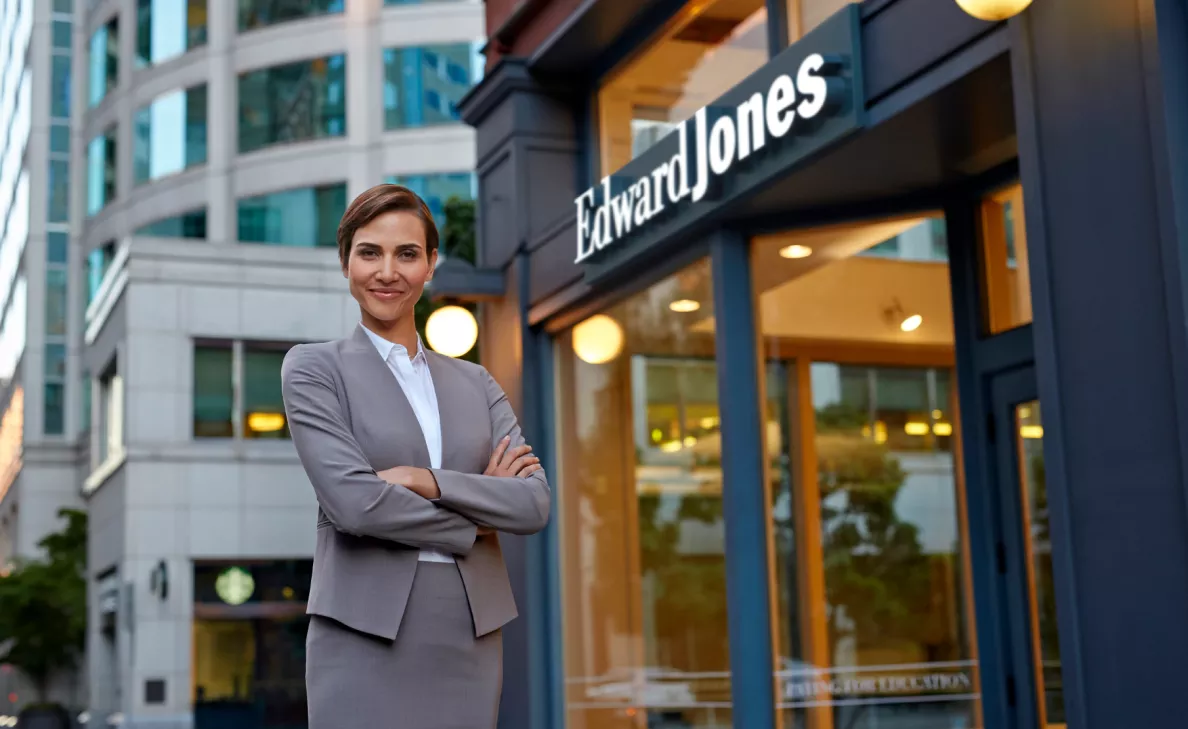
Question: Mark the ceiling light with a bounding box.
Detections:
[954,0,1033,21]
[779,244,813,259]
[904,422,930,436]
[933,422,954,436]
[669,299,701,313]
[900,314,923,332]
[1020,425,1044,439]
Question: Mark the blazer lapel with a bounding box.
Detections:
[342,325,432,468]
[425,351,466,472]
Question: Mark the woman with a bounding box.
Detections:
[281,184,551,728]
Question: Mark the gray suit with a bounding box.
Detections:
[281,325,550,726]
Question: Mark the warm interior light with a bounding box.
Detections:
[659,440,683,453]
[933,422,954,436]
[651,429,663,442]
[904,421,930,436]
[1020,424,1044,439]
[670,299,701,313]
[682,436,697,447]
[954,0,1033,21]
[573,314,624,364]
[425,305,478,358]
[699,416,718,430]
[779,244,813,259]
[247,412,285,433]
[932,409,943,419]
[900,314,923,332]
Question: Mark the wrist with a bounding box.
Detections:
[419,468,441,500]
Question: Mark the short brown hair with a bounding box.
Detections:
[336,184,439,267]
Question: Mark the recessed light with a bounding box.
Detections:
[779,244,813,259]
[900,314,923,332]
[670,299,701,313]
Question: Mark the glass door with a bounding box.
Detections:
[988,368,1065,729]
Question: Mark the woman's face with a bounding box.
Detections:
[345,210,437,327]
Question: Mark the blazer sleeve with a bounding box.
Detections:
[429,367,551,535]
[281,345,479,555]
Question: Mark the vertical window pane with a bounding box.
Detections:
[88,18,119,108]
[54,0,74,13]
[193,345,233,437]
[598,0,767,173]
[980,184,1032,334]
[243,346,291,439]
[237,0,344,31]
[87,242,116,303]
[48,159,70,222]
[51,54,71,119]
[238,55,346,153]
[135,209,207,239]
[386,172,475,231]
[50,123,71,154]
[47,233,68,264]
[45,343,66,379]
[753,217,980,728]
[237,184,346,247]
[87,127,117,215]
[557,260,732,727]
[137,0,209,67]
[383,43,482,130]
[52,21,71,49]
[44,382,64,435]
[134,84,208,183]
[46,268,68,336]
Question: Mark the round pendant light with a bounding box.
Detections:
[954,0,1033,21]
[572,314,624,365]
[425,305,479,358]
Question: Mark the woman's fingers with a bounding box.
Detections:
[486,436,510,475]
[500,443,532,471]
[518,463,542,478]
[509,454,538,475]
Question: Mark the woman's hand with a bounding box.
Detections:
[485,436,542,478]
[376,466,440,500]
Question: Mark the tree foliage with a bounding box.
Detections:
[0,508,87,703]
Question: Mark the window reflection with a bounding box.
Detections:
[136,0,208,67]
[382,43,482,130]
[558,259,733,728]
[386,172,475,230]
[754,217,982,728]
[598,0,768,174]
[239,55,346,153]
[243,345,292,439]
[980,184,1032,334]
[87,242,116,304]
[193,344,233,438]
[88,17,119,108]
[136,209,208,239]
[237,183,346,247]
[87,127,117,216]
[134,85,208,183]
[237,0,344,31]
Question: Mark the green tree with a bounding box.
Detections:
[416,196,480,364]
[0,508,87,704]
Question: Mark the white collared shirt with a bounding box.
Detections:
[361,326,454,564]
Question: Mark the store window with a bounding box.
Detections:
[980,183,1032,334]
[134,85,208,184]
[136,0,208,67]
[238,0,344,31]
[382,43,482,130]
[88,17,119,108]
[136,209,208,239]
[193,341,298,439]
[752,217,981,728]
[238,55,346,154]
[237,183,346,247]
[557,259,733,728]
[86,126,117,216]
[598,0,769,174]
[785,0,854,43]
[386,172,474,231]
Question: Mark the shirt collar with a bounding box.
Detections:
[361,325,426,365]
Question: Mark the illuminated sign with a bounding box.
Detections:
[215,567,255,606]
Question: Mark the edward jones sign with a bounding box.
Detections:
[573,5,863,272]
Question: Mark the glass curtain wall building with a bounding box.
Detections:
[73,1,485,727]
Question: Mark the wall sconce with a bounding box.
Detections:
[955,0,1033,21]
[884,299,923,333]
[426,305,479,357]
[573,314,624,364]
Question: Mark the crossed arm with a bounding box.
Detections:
[281,347,551,556]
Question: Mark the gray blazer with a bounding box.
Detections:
[281,325,551,640]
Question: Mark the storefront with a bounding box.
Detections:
[458,1,1188,728]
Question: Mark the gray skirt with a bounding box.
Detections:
[306,562,503,729]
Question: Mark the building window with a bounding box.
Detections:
[50,123,70,154]
[238,55,346,154]
[193,341,298,439]
[382,43,481,130]
[135,209,207,239]
[87,127,118,216]
[237,183,346,247]
[45,269,67,337]
[979,183,1032,334]
[48,159,70,223]
[87,241,117,304]
[136,0,208,67]
[88,17,119,108]
[52,55,71,119]
[598,0,768,173]
[237,0,344,32]
[555,259,733,726]
[47,233,68,265]
[193,344,233,437]
[52,20,71,49]
[44,341,67,436]
[97,366,125,466]
[134,85,208,184]
[385,172,474,231]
